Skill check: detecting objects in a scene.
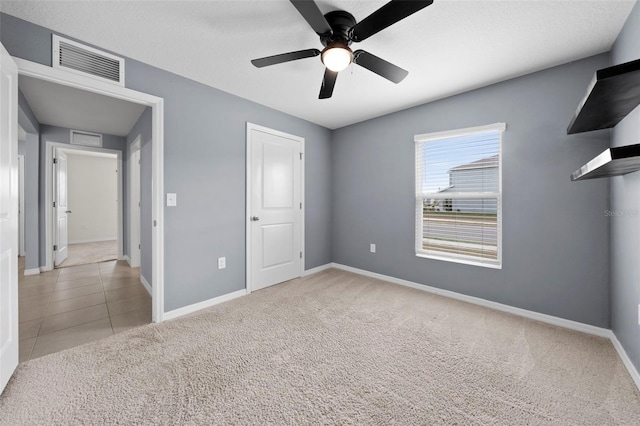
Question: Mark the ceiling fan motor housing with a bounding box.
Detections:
[320,10,356,48]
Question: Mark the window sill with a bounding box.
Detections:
[416,252,502,270]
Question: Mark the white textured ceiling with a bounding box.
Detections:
[19,75,146,136]
[2,0,636,129]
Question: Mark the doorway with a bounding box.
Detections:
[52,147,120,268]
[15,58,165,323]
[15,89,153,360]
[246,123,305,293]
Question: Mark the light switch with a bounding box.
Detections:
[167,193,177,207]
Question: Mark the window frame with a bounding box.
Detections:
[414,123,506,269]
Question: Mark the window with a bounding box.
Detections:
[415,123,505,268]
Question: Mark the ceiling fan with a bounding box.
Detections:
[251,0,434,99]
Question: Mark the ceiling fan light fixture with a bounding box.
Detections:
[321,45,353,72]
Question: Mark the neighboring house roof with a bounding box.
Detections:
[449,155,499,172]
[436,185,455,193]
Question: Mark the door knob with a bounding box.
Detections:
[251,216,260,221]
[66,210,72,213]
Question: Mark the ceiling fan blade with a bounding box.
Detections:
[353,50,408,83]
[319,68,338,99]
[290,0,332,35]
[351,0,433,42]
[251,49,321,68]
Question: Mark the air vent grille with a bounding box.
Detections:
[52,35,125,86]
[59,41,120,82]
[70,130,102,147]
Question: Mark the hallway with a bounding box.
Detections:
[18,258,151,361]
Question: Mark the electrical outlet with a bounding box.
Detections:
[370,243,376,253]
[218,257,226,269]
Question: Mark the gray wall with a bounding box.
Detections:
[332,54,611,328]
[125,58,333,311]
[124,107,152,285]
[38,124,126,264]
[610,1,640,373]
[1,13,333,312]
[17,89,40,271]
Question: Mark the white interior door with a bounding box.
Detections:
[0,43,19,394]
[54,149,68,266]
[248,125,303,292]
[130,143,141,267]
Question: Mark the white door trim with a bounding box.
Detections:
[245,122,305,294]
[47,143,122,267]
[129,135,141,268]
[15,57,166,323]
[17,154,25,257]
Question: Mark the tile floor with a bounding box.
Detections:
[18,257,152,362]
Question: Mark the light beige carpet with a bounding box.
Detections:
[57,241,118,268]
[1,269,639,424]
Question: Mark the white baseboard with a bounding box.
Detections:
[69,237,117,244]
[302,263,334,276]
[327,263,640,391]
[609,332,640,391]
[331,263,611,338]
[39,265,53,273]
[163,289,247,321]
[23,268,40,276]
[123,255,141,268]
[140,274,152,296]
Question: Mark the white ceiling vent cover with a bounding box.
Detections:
[70,130,102,148]
[52,35,125,86]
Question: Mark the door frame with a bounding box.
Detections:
[15,58,166,322]
[17,154,25,257]
[129,135,141,268]
[245,122,305,294]
[47,143,122,266]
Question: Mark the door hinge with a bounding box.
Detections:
[300,251,302,259]
[300,202,302,209]
[53,158,57,164]
[299,152,303,160]
[53,201,56,208]
[138,201,141,207]
[138,244,141,250]
[53,245,57,251]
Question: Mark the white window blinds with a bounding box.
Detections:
[415,123,505,267]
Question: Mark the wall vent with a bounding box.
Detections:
[70,130,103,148]
[52,35,125,86]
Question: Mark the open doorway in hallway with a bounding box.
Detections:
[53,149,120,269]
[14,68,159,361]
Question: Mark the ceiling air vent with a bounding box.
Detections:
[52,35,125,86]
[70,130,102,148]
